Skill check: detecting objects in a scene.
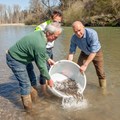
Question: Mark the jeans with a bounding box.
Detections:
[6,53,37,95]
[77,49,106,80]
[26,63,37,86]
[39,48,53,85]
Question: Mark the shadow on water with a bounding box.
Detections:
[0,75,23,109]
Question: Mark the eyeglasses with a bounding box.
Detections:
[53,21,62,24]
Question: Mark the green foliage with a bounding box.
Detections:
[63,0,120,26]
[63,1,84,26]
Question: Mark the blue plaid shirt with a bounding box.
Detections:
[69,28,101,55]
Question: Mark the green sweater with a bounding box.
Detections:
[9,31,50,80]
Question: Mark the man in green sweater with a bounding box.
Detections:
[6,22,62,111]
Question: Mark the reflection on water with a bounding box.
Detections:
[0,26,120,120]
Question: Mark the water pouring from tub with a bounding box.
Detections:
[48,60,88,110]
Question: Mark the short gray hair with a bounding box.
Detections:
[45,22,62,34]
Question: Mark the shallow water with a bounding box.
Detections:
[0,26,120,120]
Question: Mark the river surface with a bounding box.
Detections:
[0,25,120,120]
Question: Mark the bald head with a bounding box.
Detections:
[72,21,84,28]
[72,21,85,38]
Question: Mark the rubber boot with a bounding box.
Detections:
[21,94,32,111]
[41,84,51,97]
[32,85,38,91]
[31,86,38,103]
[99,79,107,89]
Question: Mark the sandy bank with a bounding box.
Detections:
[0,23,25,26]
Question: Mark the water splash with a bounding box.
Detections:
[53,77,88,110]
[61,94,88,110]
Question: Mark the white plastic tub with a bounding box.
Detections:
[48,60,87,98]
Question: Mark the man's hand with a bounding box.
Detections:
[47,58,55,66]
[67,54,74,61]
[80,64,88,73]
[47,79,53,87]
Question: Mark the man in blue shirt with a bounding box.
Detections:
[67,21,106,88]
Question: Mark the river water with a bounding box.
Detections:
[0,25,120,120]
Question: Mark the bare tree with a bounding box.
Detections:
[12,4,21,23]
[4,10,8,23]
[41,0,60,8]
[0,4,6,24]
[59,0,81,10]
[27,0,44,23]
[41,0,61,18]
[7,6,13,23]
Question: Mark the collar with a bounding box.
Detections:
[83,29,86,39]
